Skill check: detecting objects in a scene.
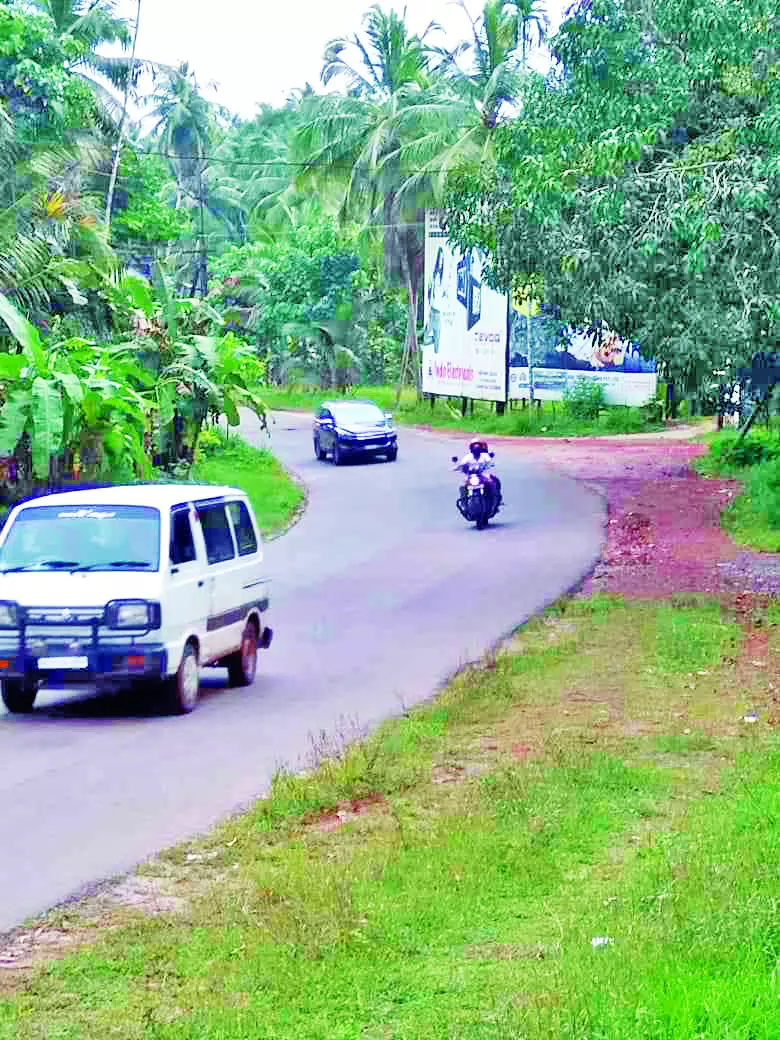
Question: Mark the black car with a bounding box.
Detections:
[313,400,398,465]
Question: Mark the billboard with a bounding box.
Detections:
[508,310,657,406]
[422,211,507,402]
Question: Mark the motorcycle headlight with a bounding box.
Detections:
[105,599,161,630]
[0,601,18,627]
[468,475,481,487]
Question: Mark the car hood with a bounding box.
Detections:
[337,421,391,433]
[0,571,160,608]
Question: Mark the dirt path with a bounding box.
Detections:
[509,436,779,600]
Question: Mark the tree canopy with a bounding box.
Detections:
[444,0,780,403]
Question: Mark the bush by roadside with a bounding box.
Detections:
[695,426,780,552]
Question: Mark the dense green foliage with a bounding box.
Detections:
[445,0,780,412]
[696,423,780,549]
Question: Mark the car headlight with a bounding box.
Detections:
[336,428,357,440]
[105,599,161,629]
[0,601,18,627]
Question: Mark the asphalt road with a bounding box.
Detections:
[0,413,604,933]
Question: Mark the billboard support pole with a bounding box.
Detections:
[498,294,510,415]
[527,305,535,405]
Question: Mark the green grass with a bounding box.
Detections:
[191,430,304,537]
[260,384,666,437]
[4,596,780,1038]
[694,428,780,552]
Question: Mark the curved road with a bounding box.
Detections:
[0,414,604,932]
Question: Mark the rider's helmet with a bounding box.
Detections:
[469,439,488,458]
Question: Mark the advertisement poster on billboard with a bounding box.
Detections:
[422,211,507,402]
[508,310,657,406]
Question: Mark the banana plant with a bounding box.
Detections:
[118,265,268,471]
[0,294,149,485]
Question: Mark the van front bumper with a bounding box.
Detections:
[0,644,168,683]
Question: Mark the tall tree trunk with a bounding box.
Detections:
[104,0,142,231]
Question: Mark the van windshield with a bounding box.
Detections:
[0,505,161,573]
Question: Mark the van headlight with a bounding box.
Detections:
[105,600,161,629]
[0,601,18,627]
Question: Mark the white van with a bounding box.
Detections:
[0,484,272,715]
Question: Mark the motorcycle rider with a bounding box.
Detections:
[453,439,502,506]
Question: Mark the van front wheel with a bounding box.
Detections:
[165,642,200,714]
[2,678,38,713]
[226,623,258,687]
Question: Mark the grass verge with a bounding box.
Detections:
[694,427,780,552]
[261,384,666,437]
[2,595,779,1038]
[191,429,304,538]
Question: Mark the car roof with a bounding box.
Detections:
[12,483,249,512]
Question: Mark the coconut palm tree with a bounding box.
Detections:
[104,0,141,227]
[28,0,159,131]
[144,64,215,294]
[293,6,458,391]
[517,0,549,65]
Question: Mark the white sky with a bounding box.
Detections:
[110,0,571,119]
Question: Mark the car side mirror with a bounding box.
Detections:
[489,452,495,458]
[451,455,458,463]
[384,412,393,420]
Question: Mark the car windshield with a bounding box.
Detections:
[0,504,161,573]
[331,404,384,425]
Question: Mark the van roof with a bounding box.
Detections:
[11,483,248,512]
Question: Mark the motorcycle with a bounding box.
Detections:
[452,454,501,530]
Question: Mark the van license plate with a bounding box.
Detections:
[38,656,88,670]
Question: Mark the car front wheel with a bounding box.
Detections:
[164,642,200,714]
[313,435,327,461]
[1,678,38,713]
[332,440,343,466]
[386,445,398,462]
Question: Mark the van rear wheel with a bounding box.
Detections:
[164,642,200,714]
[2,678,38,713]
[226,623,258,687]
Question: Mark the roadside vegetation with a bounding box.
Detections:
[262,383,668,437]
[695,423,780,552]
[2,596,778,1037]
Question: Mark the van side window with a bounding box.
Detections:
[197,503,236,564]
[227,501,258,556]
[170,508,196,565]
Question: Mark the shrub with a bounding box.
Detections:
[603,406,646,433]
[748,457,780,529]
[640,398,665,424]
[563,379,606,420]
